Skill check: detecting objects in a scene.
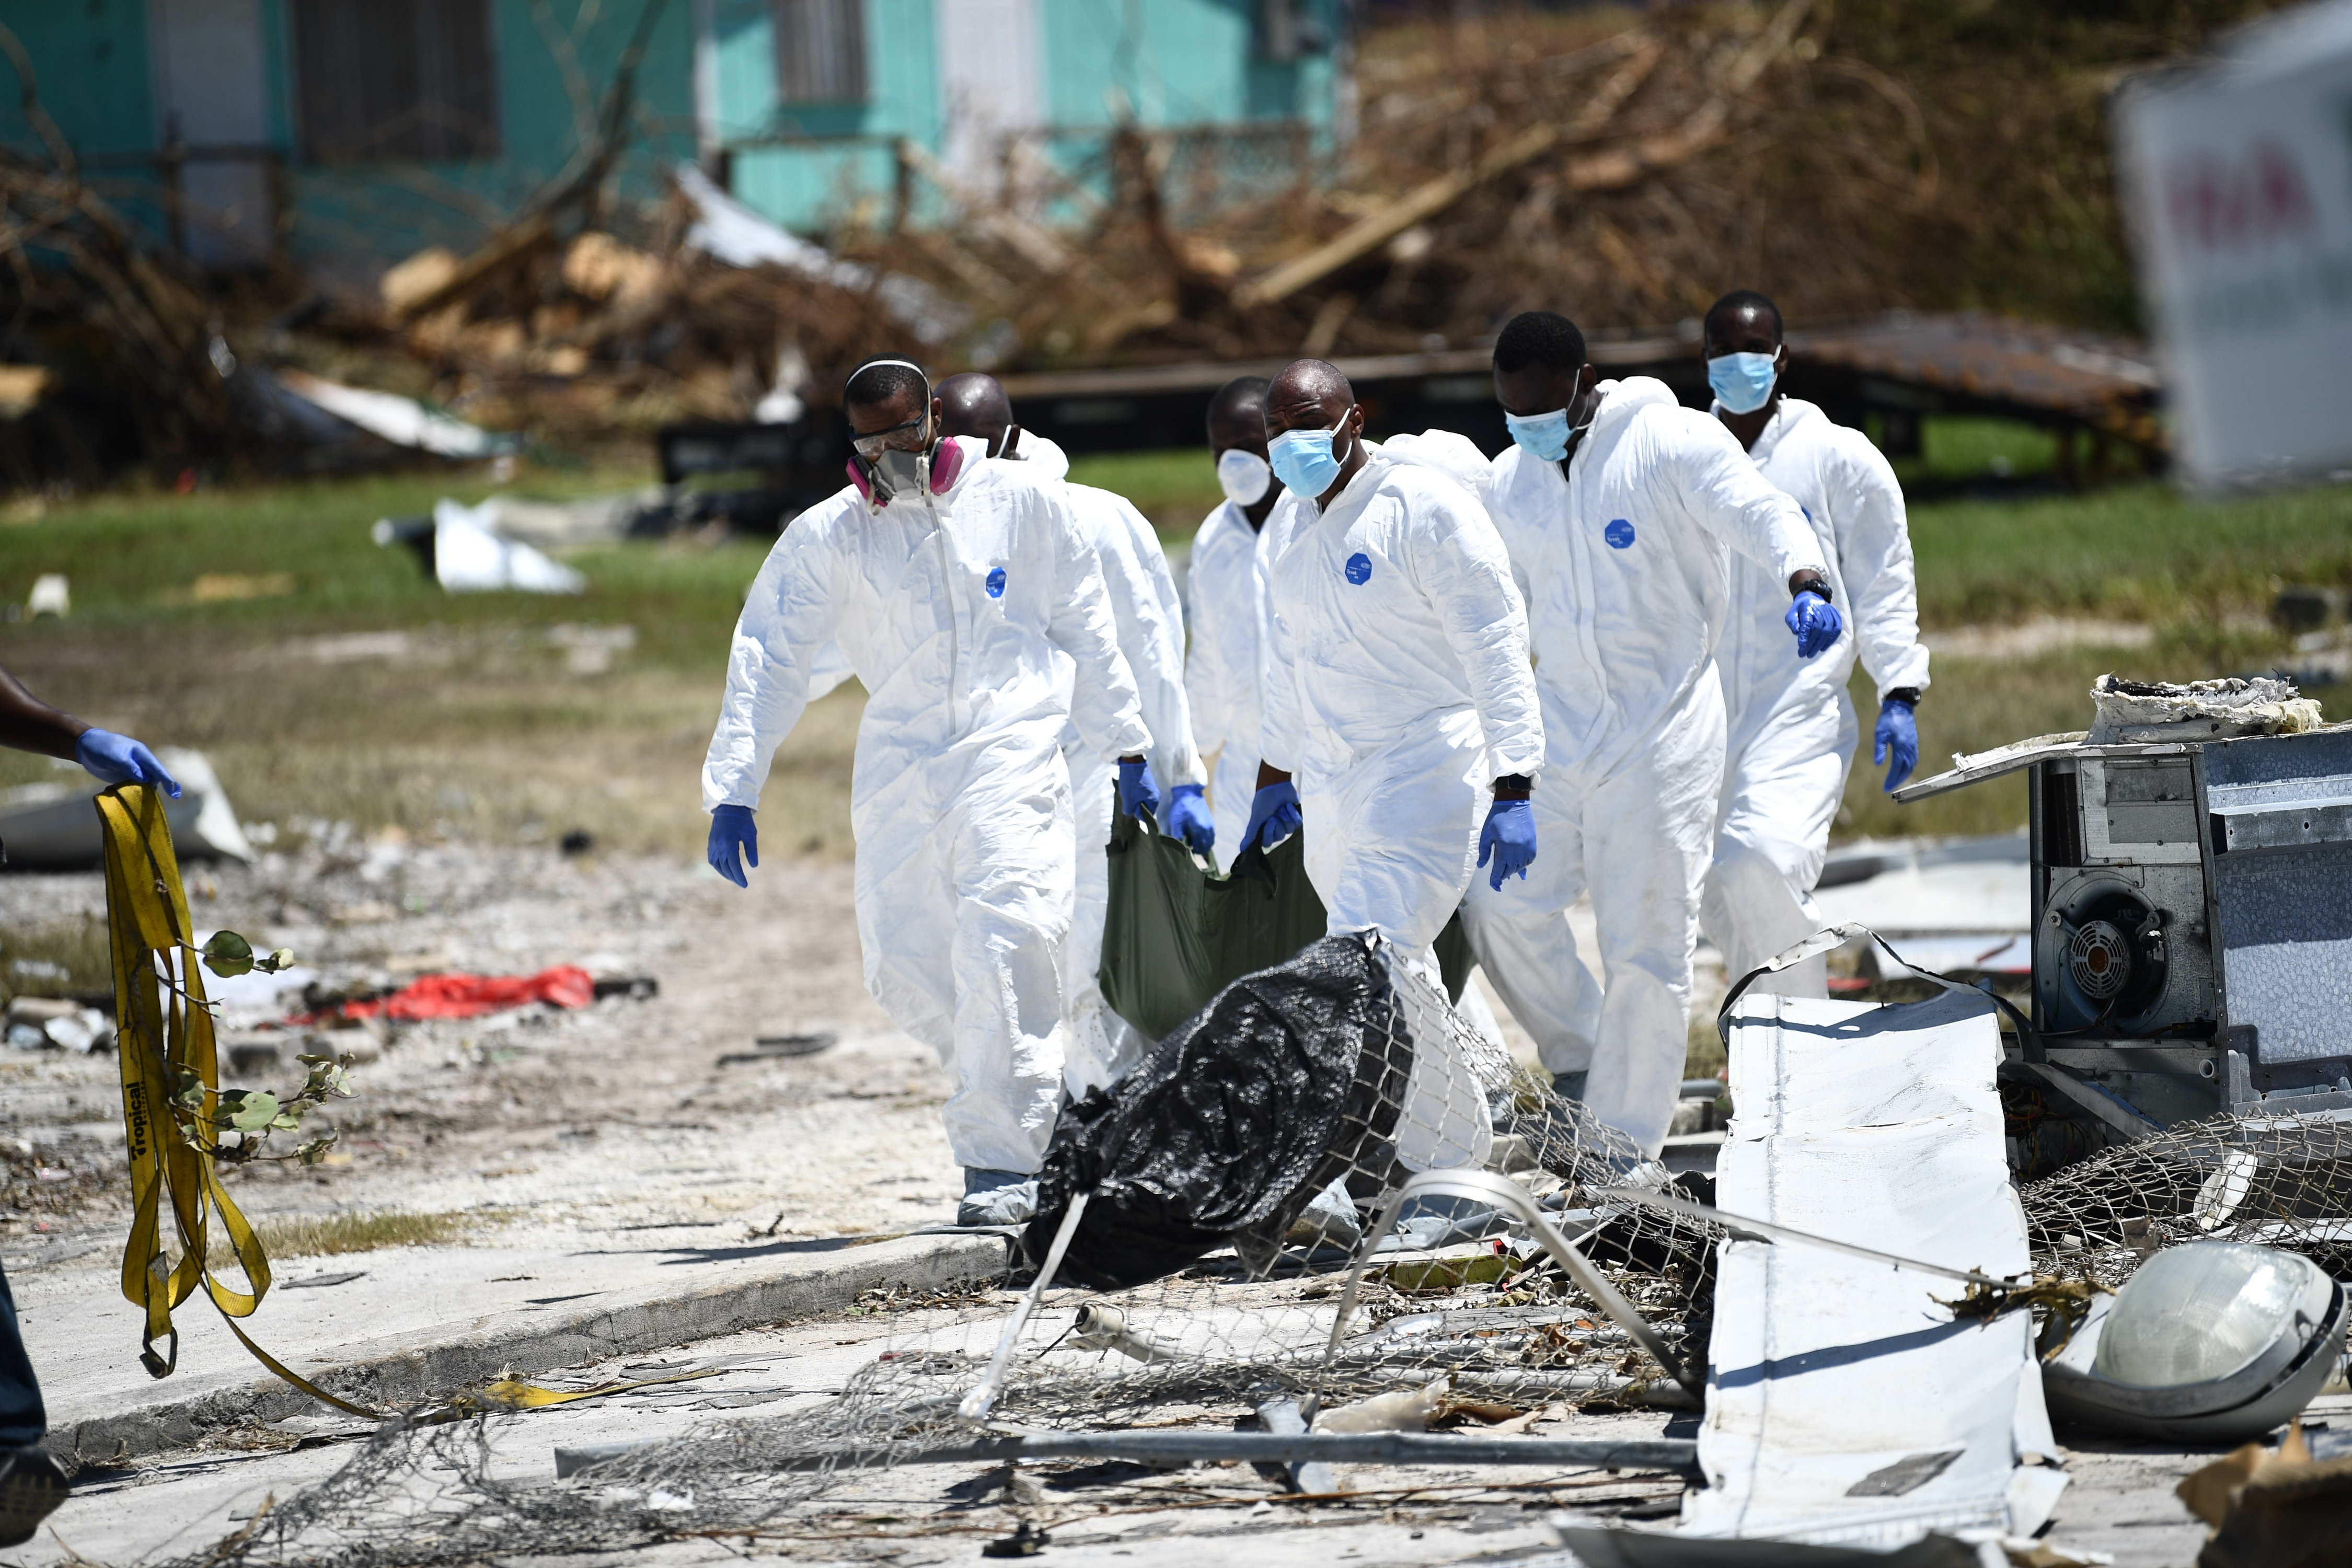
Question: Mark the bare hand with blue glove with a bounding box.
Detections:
[1478,795,1538,891]
[708,804,758,887]
[0,666,181,797]
[1874,693,1920,793]
[74,729,181,797]
[1784,589,1842,660]
[1114,756,1158,818]
[1241,778,1301,854]
[1163,782,1215,857]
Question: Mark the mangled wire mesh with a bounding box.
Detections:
[2021,1109,2352,1289]
[169,932,1724,1568]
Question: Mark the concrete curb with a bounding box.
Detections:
[49,1232,1009,1470]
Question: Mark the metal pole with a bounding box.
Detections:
[956,1189,1089,1424]
[1326,1169,1702,1395]
[1590,1185,2022,1290]
[555,1431,1700,1481]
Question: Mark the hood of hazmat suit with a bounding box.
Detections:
[702,435,1151,1174]
[1465,379,1824,1162]
[1702,396,1932,996]
[1260,448,1543,956]
[1380,429,1496,505]
[1000,426,1073,481]
[1185,494,1276,871]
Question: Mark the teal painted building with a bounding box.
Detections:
[0,1,1346,271]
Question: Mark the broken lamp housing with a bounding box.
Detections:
[2042,1241,2346,1442]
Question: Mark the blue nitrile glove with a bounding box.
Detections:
[707,804,758,887]
[1478,797,1538,891]
[1785,591,1842,660]
[75,729,181,797]
[1241,779,1301,853]
[1163,782,1215,857]
[1875,697,1919,793]
[1115,758,1160,818]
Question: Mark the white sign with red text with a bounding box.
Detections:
[2116,3,2352,490]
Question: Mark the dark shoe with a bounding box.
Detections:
[0,1446,66,1548]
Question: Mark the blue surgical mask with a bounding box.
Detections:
[1268,406,1355,498]
[1505,408,1572,462]
[1708,351,1780,416]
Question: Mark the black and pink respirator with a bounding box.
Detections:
[845,360,964,513]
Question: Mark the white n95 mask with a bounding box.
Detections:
[1216,448,1273,506]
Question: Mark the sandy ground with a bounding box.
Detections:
[1,837,968,1277]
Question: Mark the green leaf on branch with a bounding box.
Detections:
[297,1053,355,1097]
[225,1091,279,1133]
[200,931,255,979]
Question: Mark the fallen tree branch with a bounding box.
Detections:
[1233,30,1662,308]
[1233,0,1812,310]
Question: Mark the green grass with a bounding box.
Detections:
[0,461,862,857]
[1065,449,1225,531]
[1908,479,2352,628]
[1888,416,2063,486]
[0,462,770,668]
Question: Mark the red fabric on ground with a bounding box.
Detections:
[336,965,596,1021]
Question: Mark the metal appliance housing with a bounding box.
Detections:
[1897,726,2352,1130]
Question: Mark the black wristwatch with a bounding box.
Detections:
[1493,774,1533,800]
[1885,687,1922,708]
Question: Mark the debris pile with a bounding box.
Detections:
[2021,1111,2352,1286]
[1,0,2186,482]
[164,940,1725,1567]
[0,134,237,487]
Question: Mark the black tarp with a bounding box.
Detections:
[1024,933,1412,1289]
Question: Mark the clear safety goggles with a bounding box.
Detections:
[851,413,931,459]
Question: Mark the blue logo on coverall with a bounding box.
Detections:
[1604,518,1636,549]
[985,567,1006,597]
[1344,552,1373,584]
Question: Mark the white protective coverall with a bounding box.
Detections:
[1259,448,1544,963]
[1184,493,1273,871]
[997,431,1206,1093]
[1702,397,1930,997]
[702,436,1151,1174]
[1463,378,1825,1157]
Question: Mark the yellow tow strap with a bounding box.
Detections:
[101,784,716,1422]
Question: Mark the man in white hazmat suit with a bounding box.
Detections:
[933,373,1212,1093]
[1243,359,1546,973]
[1698,291,1931,997]
[702,356,1155,1226]
[1185,376,1287,871]
[1464,312,1837,1158]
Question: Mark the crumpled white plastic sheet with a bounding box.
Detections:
[428,498,586,594]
